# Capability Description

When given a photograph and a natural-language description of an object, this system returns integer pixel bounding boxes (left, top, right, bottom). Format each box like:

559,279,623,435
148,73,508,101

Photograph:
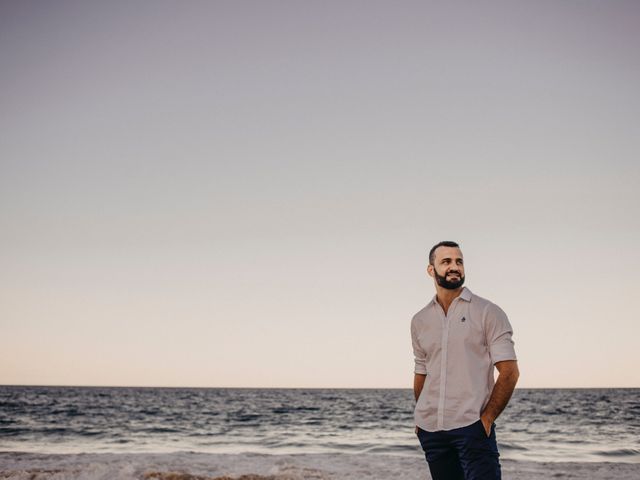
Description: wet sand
0,452,638,480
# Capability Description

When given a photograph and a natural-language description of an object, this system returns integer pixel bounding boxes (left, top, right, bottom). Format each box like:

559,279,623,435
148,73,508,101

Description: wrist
480,412,495,424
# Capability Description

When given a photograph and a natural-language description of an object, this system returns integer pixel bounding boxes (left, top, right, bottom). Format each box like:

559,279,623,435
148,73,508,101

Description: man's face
428,246,465,290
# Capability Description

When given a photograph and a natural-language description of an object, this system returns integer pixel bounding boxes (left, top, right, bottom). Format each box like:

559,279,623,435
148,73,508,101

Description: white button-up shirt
411,287,517,432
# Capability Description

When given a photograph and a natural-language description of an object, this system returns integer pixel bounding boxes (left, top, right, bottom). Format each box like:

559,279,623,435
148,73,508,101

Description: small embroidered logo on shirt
461,317,466,322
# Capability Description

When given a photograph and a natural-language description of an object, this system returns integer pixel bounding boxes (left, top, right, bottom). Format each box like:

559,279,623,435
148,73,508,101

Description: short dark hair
429,241,460,265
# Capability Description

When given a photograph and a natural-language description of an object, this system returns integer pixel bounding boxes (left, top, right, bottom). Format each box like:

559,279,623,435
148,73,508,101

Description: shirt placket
437,299,457,430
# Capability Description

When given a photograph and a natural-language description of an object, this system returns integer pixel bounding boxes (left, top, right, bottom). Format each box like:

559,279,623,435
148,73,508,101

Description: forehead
433,246,463,262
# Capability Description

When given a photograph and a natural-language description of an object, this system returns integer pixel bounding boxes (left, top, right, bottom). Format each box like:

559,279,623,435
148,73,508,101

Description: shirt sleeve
483,303,517,364
411,318,428,375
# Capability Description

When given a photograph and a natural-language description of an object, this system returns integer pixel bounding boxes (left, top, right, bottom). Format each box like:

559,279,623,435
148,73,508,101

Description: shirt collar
459,287,472,302
430,287,472,305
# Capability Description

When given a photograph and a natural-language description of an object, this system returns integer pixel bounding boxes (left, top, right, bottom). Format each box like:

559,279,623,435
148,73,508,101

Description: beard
434,270,465,290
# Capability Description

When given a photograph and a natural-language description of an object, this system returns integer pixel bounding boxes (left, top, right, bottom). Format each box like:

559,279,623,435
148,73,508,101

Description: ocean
1,387,639,479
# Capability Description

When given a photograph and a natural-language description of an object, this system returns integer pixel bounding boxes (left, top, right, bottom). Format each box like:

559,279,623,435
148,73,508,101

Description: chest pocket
454,307,486,349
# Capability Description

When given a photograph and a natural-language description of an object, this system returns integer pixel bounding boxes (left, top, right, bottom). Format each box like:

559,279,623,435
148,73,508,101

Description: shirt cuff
489,342,517,364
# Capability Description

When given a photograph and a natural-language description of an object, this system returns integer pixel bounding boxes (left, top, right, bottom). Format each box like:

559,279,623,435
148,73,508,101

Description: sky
1,0,639,388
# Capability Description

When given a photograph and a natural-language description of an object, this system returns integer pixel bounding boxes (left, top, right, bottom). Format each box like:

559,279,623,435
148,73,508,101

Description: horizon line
1,384,638,390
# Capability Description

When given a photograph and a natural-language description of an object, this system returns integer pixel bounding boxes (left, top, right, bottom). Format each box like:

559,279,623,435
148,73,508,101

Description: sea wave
594,448,640,458
496,442,528,451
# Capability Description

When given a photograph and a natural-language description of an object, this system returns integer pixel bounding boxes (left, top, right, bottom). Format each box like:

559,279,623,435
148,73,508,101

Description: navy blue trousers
416,420,501,480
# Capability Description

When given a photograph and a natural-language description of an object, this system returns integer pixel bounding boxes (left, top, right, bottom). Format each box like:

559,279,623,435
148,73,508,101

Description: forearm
481,363,519,424
414,373,426,402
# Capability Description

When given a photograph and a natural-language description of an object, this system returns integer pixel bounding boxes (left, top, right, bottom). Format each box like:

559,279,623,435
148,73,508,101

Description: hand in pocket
480,418,491,437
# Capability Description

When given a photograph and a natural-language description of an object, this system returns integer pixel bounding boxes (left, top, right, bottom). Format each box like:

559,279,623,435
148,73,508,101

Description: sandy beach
1,452,639,480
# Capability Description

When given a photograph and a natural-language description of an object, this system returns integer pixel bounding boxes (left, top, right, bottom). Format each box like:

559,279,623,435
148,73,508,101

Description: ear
427,264,434,278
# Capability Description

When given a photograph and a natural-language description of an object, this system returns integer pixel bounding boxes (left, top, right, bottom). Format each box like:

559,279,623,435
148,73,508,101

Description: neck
436,286,464,315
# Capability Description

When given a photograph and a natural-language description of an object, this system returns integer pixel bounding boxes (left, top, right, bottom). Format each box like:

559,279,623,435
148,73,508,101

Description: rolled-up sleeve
411,318,428,375
483,303,517,364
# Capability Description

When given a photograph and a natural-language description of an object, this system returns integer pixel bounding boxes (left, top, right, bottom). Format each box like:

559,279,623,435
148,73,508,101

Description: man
411,241,519,480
